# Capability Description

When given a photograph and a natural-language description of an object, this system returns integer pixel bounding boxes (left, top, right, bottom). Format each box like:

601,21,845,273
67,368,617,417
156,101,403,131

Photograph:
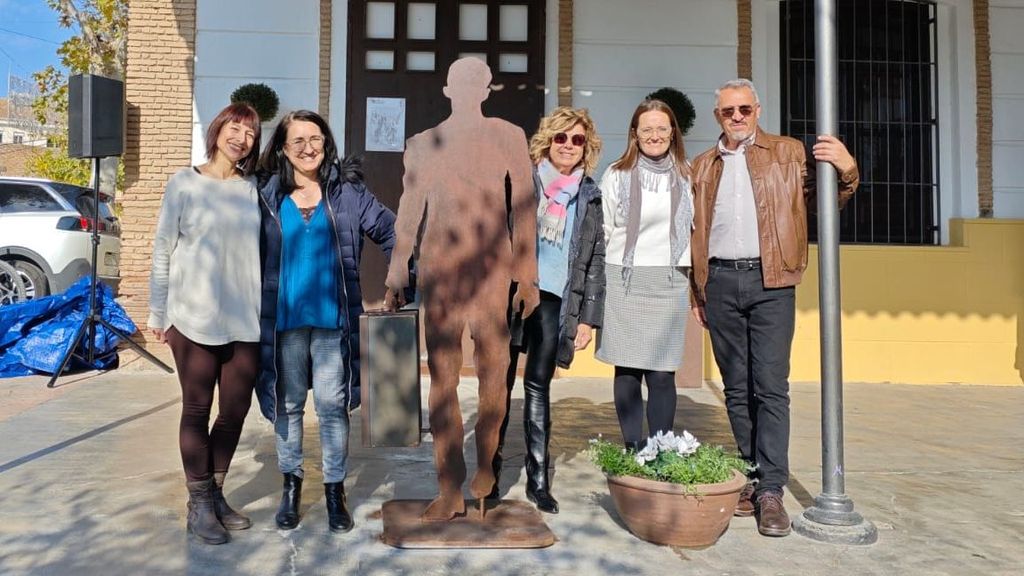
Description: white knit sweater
148,168,261,345
600,166,692,267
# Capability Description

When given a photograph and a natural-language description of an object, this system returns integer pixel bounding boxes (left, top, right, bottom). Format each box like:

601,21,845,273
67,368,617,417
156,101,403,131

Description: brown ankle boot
212,473,251,530
186,479,229,545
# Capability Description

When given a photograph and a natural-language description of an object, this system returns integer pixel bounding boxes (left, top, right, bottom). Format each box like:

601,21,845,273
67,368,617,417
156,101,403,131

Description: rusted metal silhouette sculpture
385,58,539,522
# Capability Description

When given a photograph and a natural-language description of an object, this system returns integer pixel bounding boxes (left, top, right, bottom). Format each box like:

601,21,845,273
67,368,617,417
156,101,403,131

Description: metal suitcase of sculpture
359,309,421,448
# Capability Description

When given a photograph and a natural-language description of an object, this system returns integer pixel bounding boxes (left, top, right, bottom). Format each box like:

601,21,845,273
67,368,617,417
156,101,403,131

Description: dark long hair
259,109,343,192
609,98,689,179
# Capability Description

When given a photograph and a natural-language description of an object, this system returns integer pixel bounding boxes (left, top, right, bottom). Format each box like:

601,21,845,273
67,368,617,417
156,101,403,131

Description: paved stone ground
0,369,1021,575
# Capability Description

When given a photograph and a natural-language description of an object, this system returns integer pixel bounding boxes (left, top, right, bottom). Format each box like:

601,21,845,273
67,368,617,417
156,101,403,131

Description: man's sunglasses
718,105,756,118
553,132,586,147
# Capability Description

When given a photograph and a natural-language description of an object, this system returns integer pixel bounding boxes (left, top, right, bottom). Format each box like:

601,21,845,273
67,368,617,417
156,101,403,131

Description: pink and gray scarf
537,158,584,247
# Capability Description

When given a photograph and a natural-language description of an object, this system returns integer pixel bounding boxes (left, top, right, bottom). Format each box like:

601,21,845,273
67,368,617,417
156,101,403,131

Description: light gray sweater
148,168,261,345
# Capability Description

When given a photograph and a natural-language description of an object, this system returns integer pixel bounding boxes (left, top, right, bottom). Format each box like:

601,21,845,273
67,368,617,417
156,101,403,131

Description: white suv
0,177,121,298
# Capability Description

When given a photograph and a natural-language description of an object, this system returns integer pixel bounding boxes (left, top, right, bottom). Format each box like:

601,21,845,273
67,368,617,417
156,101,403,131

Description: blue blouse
276,197,343,332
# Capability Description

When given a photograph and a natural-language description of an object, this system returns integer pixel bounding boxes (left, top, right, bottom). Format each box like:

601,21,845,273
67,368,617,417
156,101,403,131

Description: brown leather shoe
755,491,791,537
734,482,755,517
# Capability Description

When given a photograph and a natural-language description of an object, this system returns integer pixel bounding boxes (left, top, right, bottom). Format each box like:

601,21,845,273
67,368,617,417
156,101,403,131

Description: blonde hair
529,107,603,176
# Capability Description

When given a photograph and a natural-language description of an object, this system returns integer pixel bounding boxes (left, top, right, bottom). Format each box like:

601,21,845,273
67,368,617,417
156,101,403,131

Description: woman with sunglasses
149,102,262,545
256,110,397,533
493,107,606,514
596,99,693,451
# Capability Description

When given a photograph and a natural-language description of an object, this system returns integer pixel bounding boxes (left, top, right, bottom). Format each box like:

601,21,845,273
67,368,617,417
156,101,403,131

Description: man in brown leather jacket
690,79,858,537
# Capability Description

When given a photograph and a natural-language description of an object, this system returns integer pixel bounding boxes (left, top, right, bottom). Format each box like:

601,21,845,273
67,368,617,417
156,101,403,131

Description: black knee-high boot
523,377,558,514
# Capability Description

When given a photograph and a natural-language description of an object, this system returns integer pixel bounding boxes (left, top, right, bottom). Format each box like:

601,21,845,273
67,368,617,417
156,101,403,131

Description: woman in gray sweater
148,103,263,545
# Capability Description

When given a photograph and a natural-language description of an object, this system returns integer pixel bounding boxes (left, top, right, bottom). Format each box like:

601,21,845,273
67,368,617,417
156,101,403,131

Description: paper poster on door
366,97,405,152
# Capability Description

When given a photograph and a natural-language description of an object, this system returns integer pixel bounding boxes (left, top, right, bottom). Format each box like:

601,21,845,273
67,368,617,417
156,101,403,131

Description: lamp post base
792,493,878,545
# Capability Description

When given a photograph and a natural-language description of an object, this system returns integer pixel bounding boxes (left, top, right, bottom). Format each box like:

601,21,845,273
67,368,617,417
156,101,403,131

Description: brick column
737,0,752,79
974,0,993,217
121,0,197,344
320,0,332,117
558,0,573,106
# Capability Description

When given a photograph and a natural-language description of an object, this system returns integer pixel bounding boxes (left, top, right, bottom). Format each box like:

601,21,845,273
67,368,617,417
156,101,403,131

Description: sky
0,0,75,99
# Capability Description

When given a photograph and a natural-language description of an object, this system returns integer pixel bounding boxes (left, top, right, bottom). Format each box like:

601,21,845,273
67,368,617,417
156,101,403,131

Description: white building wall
991,0,1024,218
328,0,349,147
192,0,321,165
572,0,737,176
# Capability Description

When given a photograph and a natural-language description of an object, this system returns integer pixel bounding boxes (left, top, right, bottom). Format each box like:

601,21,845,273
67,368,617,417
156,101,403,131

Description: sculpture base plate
381,499,556,549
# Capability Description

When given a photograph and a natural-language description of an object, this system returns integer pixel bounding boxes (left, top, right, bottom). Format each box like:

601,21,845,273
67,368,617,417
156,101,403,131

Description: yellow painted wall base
564,219,1024,385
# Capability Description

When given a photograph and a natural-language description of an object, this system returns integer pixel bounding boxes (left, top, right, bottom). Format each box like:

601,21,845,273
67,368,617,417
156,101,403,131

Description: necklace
292,185,321,206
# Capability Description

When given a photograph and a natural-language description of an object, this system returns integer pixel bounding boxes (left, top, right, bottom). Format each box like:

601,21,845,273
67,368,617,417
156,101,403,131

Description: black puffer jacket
547,173,605,368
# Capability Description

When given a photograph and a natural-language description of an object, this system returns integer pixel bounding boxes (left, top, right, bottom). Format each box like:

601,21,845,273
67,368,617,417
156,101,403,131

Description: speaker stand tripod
47,157,173,387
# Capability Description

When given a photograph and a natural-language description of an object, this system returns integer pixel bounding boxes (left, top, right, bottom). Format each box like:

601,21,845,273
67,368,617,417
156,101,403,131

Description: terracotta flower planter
606,469,747,548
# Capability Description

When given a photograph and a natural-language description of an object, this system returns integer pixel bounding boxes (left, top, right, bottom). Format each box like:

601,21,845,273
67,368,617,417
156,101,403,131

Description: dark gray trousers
704,263,795,494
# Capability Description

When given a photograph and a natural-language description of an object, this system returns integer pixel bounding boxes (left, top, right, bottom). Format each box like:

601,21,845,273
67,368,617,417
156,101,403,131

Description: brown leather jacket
690,128,858,306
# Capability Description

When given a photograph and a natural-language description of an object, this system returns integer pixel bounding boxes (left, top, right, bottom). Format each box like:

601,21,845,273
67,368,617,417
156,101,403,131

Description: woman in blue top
256,110,397,534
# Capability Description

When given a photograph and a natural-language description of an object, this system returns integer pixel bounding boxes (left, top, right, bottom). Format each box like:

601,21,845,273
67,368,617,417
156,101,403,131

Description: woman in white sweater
148,103,262,545
596,99,693,450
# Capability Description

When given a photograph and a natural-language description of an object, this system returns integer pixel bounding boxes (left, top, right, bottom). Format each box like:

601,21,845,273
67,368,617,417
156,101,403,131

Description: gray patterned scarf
617,153,692,288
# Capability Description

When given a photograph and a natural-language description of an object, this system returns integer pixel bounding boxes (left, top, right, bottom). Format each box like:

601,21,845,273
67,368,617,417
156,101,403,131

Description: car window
52,183,116,220
0,183,64,214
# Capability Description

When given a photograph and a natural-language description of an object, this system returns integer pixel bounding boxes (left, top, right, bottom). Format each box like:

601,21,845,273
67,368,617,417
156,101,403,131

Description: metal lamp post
791,0,878,545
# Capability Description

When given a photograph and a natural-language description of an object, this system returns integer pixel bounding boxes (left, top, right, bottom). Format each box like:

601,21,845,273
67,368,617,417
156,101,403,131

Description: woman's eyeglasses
285,135,325,151
553,132,586,147
717,105,756,118
636,126,673,139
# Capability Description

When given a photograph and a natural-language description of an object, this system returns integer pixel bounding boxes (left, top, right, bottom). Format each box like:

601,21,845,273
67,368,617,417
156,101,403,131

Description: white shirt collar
718,133,756,156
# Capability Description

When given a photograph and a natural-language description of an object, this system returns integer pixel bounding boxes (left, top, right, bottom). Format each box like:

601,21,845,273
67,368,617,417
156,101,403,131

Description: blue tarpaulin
0,278,136,378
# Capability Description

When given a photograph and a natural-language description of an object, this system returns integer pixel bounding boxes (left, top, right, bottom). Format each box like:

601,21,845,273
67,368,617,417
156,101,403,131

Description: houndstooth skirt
595,264,690,372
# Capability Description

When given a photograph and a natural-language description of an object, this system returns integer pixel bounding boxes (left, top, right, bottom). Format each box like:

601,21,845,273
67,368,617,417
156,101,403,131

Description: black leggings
166,327,258,482
613,366,676,445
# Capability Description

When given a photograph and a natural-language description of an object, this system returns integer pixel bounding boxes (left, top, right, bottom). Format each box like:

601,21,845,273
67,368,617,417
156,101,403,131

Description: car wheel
0,260,27,305
13,261,49,299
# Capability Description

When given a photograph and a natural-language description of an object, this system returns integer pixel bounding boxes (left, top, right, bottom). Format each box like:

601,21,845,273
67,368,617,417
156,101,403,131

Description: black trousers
704,263,795,494
497,291,561,491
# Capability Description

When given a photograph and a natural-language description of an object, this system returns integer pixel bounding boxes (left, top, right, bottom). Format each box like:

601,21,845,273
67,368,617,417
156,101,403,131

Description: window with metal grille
780,0,939,244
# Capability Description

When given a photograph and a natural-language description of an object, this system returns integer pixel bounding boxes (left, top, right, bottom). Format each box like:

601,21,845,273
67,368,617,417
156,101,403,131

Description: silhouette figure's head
443,57,492,110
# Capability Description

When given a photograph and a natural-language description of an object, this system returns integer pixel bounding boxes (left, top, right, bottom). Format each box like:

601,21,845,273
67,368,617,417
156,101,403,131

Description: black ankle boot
186,479,229,545
324,482,354,533
275,473,302,530
212,474,251,530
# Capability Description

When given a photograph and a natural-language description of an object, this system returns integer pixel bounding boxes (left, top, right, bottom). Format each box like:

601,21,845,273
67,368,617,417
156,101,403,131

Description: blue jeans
275,327,350,484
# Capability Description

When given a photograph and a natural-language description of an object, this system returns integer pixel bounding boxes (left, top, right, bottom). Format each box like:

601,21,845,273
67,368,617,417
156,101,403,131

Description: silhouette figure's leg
422,299,468,522
467,286,513,500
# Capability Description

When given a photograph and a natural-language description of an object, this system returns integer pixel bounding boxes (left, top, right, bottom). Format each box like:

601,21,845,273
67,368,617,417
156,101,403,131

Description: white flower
672,430,701,456
633,430,701,465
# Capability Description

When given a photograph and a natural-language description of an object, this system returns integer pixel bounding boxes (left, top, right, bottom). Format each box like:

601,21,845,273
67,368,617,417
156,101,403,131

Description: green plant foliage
647,87,697,136
589,438,749,488
31,0,127,187
230,83,280,122
28,137,92,187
